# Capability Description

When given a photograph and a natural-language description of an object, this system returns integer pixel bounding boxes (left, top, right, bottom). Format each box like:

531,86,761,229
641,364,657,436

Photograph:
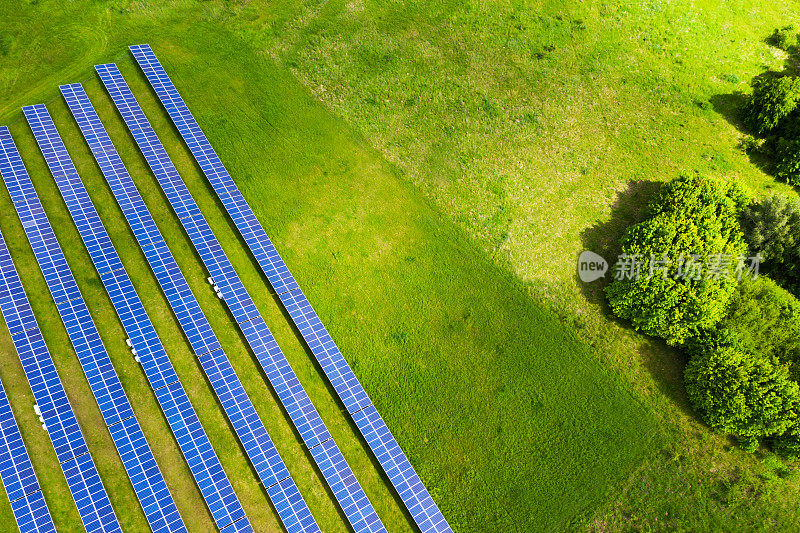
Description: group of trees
742,27,800,184
604,26,800,456
606,175,800,456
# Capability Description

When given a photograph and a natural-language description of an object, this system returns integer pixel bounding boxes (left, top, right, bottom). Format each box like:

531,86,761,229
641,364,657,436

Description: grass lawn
0,1,660,531
236,0,800,529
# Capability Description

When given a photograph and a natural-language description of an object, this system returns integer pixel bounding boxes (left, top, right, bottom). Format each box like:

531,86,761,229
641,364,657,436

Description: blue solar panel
131,44,451,533
98,61,385,533
9,486,55,533
0,364,56,532
38,92,252,532
65,81,318,533
5,114,185,533
0,130,121,533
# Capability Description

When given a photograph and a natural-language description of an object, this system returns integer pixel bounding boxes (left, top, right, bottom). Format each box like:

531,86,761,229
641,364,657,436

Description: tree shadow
578,179,701,420
577,179,661,313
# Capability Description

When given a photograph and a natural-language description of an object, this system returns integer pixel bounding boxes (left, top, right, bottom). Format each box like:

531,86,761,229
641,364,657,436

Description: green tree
742,194,800,291
684,346,799,439
744,75,800,136
713,277,800,377
605,174,748,345
775,138,800,185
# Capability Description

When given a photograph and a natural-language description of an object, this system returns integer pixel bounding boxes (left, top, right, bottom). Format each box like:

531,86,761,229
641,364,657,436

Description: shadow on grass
578,179,698,419
578,179,661,313
709,92,776,176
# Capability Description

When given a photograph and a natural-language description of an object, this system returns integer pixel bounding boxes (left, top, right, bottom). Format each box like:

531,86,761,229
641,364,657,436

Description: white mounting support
33,404,41,416
207,277,215,285
41,423,47,432
216,292,224,299
131,348,138,356
125,338,133,348
134,356,141,363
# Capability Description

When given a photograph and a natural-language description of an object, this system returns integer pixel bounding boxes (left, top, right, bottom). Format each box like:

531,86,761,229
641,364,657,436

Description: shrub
605,174,748,345
775,138,800,185
768,25,798,50
684,346,800,439
744,75,800,136
688,277,800,453
716,277,800,375
742,193,800,272
742,193,800,293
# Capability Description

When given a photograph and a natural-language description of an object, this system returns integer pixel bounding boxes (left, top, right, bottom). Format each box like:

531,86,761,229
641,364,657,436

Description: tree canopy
605,174,748,345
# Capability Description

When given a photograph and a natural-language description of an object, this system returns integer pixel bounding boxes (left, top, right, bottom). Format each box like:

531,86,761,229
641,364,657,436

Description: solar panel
4,116,185,533
0,363,56,532
130,44,452,533
29,98,251,533
98,62,385,533
0,210,120,531
63,82,319,533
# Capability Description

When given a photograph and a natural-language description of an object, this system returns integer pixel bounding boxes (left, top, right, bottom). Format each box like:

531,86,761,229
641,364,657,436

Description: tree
744,75,800,136
605,174,748,345
742,194,800,291
711,277,800,378
687,277,800,452
684,346,800,440
775,138,800,185
768,25,798,50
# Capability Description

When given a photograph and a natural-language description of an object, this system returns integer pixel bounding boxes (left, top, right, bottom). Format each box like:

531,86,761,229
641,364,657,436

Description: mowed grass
0,0,661,531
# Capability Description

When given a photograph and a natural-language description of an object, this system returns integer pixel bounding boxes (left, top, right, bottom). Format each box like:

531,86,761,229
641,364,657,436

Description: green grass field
240,0,800,529
0,1,666,531
3,0,800,531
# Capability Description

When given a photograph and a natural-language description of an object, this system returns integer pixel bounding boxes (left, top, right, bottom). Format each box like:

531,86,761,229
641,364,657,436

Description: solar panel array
130,44,452,533
63,82,319,533
97,62,386,533
0,350,55,532
27,100,252,533
3,116,186,533
0,130,122,533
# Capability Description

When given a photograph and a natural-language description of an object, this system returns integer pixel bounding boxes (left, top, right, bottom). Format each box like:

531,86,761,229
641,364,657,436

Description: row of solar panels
0,45,450,533
130,44,451,533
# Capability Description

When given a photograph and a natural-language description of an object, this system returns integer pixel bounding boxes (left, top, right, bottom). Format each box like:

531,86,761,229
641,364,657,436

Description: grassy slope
230,0,800,529
0,1,658,531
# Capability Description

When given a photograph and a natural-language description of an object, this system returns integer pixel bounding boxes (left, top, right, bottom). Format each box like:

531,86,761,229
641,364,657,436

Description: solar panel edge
130,46,451,533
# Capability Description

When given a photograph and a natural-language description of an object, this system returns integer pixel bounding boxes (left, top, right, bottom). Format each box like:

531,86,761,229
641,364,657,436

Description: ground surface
0,1,669,532
245,0,800,530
